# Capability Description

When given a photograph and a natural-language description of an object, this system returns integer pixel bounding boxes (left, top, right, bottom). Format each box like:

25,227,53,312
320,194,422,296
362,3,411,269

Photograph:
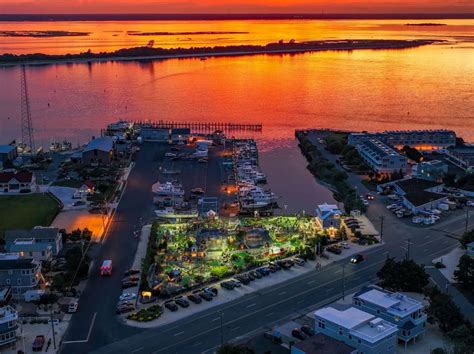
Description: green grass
0,194,62,238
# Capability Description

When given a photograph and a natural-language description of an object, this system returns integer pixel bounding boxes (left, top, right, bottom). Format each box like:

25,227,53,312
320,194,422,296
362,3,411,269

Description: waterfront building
353,286,427,348
0,171,36,194
0,146,17,166
4,227,63,256
315,203,342,231
0,254,42,299
171,128,191,144
348,130,456,151
444,147,474,173
314,306,398,354
75,137,115,166
390,178,447,214
140,127,170,142
355,139,407,174
412,160,448,182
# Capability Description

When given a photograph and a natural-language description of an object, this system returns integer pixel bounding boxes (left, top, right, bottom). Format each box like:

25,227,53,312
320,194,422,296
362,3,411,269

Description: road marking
308,280,316,284
382,251,389,255
246,303,257,308
211,317,221,322
230,326,240,332
424,235,430,239
334,269,342,274
424,249,429,253
297,300,304,304
174,331,185,337
265,312,274,317
278,291,287,296
62,312,97,344
353,276,361,281
325,287,335,293
192,342,202,347
132,347,144,353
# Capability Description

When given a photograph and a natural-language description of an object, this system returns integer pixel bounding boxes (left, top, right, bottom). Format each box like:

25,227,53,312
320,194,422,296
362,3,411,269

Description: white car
165,152,177,157
386,204,398,210
467,201,474,207
68,302,78,313
340,242,350,249
119,293,137,302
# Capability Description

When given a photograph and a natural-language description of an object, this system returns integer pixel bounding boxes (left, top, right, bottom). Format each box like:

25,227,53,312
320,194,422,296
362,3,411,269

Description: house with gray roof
4,227,62,257
315,203,342,230
0,254,42,299
74,136,115,166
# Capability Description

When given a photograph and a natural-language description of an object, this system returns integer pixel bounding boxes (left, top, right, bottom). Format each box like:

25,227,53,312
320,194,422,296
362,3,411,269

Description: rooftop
0,145,16,154
395,178,443,193
315,306,374,330
359,139,401,158
0,171,33,183
403,191,447,207
292,333,356,354
84,137,114,153
5,227,60,242
316,203,342,219
356,289,423,317
0,254,38,270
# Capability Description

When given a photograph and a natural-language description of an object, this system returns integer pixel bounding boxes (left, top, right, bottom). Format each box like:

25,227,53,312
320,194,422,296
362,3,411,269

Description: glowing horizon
0,0,473,15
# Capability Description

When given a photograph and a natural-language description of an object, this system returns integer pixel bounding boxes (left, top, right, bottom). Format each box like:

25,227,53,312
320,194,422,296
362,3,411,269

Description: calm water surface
0,19,473,148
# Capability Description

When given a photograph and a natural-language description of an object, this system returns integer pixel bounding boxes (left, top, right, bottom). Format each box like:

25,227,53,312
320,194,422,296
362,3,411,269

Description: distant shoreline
0,39,441,67
0,13,473,22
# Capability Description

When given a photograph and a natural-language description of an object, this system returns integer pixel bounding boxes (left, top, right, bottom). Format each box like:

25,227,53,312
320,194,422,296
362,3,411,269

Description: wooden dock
133,120,262,132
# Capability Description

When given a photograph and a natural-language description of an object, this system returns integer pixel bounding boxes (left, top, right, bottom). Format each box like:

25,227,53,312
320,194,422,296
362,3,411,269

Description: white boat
152,181,184,197
155,207,175,216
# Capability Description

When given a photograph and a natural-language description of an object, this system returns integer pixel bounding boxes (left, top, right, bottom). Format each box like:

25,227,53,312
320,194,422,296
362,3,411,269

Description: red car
32,335,45,352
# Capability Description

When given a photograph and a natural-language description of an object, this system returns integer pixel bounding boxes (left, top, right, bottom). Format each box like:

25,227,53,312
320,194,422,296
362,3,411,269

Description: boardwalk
133,120,262,132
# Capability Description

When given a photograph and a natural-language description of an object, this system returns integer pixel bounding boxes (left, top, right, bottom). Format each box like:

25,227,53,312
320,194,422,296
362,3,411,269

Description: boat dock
133,120,262,132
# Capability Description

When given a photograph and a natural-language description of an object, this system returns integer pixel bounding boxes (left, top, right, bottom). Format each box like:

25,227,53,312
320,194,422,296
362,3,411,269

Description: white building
356,139,407,174
0,171,36,194
314,306,398,354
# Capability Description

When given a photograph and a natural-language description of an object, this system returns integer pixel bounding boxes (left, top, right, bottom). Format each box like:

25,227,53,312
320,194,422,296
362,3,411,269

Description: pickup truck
32,335,45,352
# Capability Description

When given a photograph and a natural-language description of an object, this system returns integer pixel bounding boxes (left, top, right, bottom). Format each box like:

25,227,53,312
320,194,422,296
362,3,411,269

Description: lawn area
0,194,62,238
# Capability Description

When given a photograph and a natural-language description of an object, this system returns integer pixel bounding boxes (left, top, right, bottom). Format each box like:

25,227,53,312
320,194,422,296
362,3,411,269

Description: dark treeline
0,39,440,65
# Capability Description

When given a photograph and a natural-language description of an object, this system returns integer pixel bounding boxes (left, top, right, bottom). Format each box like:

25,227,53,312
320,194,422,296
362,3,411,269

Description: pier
133,120,262,132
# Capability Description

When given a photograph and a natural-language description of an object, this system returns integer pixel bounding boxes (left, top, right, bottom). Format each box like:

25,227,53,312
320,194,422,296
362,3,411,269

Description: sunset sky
0,0,473,14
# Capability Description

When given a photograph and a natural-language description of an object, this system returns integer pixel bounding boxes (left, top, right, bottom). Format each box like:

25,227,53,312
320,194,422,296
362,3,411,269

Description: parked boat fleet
152,180,198,219
233,140,278,212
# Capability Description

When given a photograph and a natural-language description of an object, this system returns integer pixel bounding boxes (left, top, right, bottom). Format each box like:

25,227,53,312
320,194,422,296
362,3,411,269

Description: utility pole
380,215,384,242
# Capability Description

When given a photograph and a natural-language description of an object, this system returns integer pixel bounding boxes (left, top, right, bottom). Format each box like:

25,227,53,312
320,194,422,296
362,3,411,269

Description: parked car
198,292,213,301
116,305,135,315
221,281,235,290
366,194,375,200
164,300,179,312
119,293,137,302
339,242,350,249
301,325,314,336
467,200,474,207
68,301,79,313
175,296,190,308
351,254,365,264
327,246,342,255
246,272,255,281
291,329,306,340
230,279,242,287
32,335,45,352
268,262,281,271
123,276,139,282
235,275,250,285
293,258,306,266
187,294,202,304
203,287,218,297
250,270,262,279
191,188,205,194
256,268,270,276
124,269,140,276
122,281,138,289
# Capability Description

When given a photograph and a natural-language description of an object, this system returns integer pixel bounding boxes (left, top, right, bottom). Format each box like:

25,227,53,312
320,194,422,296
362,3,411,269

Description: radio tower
20,65,35,154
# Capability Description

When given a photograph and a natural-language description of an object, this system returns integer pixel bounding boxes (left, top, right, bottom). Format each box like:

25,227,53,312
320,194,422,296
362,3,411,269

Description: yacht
152,181,185,197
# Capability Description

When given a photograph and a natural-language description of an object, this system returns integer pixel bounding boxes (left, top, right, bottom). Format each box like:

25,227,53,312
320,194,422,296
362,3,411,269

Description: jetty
133,120,262,132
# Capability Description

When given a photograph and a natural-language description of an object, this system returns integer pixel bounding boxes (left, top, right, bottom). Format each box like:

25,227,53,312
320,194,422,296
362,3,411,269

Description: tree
425,287,467,333
377,257,429,292
454,255,474,292
460,229,474,249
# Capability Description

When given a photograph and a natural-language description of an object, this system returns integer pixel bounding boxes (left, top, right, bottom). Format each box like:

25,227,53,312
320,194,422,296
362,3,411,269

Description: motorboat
152,181,184,197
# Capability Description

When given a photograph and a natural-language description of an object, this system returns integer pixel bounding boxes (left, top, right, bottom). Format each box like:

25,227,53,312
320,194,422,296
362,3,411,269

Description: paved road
61,141,474,354
61,143,166,354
